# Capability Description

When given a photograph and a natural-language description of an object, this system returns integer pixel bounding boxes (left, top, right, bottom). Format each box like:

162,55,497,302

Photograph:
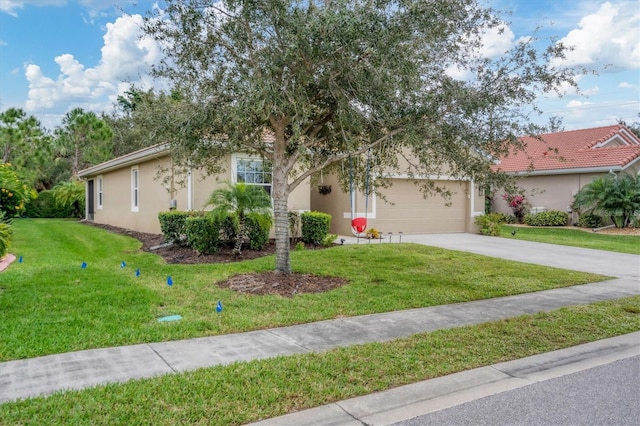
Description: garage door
374,179,467,234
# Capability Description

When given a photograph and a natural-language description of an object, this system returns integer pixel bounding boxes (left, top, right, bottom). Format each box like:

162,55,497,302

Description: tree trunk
272,123,291,273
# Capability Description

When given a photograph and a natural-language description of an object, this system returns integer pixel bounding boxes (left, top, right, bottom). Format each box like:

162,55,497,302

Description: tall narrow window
97,175,103,209
234,156,272,195
131,167,139,212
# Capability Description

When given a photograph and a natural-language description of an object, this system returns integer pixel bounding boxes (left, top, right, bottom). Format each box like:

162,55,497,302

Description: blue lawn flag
121,261,126,268
81,262,87,269
135,268,141,277
216,300,223,313
18,256,23,263
167,276,173,286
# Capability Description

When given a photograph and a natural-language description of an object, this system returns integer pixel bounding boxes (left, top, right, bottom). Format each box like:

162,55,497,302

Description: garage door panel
374,180,467,233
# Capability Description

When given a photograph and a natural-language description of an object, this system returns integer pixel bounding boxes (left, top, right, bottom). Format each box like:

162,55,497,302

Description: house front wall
311,173,483,236
85,153,311,235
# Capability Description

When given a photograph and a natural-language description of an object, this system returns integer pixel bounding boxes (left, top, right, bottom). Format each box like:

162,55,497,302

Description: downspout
187,166,193,211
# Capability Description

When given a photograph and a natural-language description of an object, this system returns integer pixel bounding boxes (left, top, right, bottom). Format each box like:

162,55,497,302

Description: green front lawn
1,297,638,425
0,219,608,361
501,225,640,254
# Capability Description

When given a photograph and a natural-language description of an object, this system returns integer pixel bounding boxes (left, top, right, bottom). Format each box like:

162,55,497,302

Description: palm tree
206,182,273,254
573,172,640,228
52,179,85,219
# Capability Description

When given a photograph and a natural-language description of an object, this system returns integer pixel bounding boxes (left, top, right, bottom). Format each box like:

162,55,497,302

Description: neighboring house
491,124,640,222
78,144,485,236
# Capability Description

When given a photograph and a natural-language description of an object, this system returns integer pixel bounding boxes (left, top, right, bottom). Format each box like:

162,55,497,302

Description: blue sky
0,0,638,131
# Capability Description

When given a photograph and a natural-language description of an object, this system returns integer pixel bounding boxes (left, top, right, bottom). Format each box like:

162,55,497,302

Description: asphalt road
394,355,640,426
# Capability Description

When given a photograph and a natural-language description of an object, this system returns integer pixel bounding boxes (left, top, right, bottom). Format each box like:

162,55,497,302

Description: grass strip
501,225,640,254
1,296,638,425
1,219,608,361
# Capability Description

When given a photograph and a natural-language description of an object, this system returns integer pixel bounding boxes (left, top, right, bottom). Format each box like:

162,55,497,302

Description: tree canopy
54,108,114,179
0,108,52,190
144,0,579,272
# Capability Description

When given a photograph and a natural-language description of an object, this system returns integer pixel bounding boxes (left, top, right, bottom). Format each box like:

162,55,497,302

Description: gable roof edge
78,144,170,178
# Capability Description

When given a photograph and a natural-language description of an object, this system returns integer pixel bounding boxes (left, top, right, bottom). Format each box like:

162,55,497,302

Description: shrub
502,192,529,223
474,213,506,236
0,222,12,258
524,210,568,226
158,210,201,245
218,213,240,247
24,190,73,218
322,233,338,247
301,211,331,244
577,213,603,229
245,213,272,250
51,180,85,219
185,215,221,254
0,163,36,218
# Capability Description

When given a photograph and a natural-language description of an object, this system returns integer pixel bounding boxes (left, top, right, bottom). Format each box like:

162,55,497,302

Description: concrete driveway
342,232,640,279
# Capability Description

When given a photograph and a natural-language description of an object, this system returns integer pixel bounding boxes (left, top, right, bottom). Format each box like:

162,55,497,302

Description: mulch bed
83,222,348,297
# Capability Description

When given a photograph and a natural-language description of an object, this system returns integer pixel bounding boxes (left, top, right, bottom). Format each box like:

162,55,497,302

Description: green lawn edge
1,219,609,361
501,225,640,254
1,296,638,425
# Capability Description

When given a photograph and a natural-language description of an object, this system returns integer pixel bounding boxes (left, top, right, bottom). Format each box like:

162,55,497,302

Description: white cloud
618,81,635,88
551,1,640,70
444,21,516,80
24,13,161,116
0,0,22,16
567,100,592,108
478,24,515,59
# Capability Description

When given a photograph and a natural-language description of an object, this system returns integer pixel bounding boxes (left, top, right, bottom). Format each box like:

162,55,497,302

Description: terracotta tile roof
492,124,640,173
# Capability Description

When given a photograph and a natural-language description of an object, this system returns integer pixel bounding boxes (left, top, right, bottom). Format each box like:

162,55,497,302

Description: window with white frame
97,175,103,209
234,156,272,195
131,167,139,212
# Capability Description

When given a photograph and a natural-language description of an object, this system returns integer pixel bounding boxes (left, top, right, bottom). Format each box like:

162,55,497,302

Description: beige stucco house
78,144,485,236
491,125,640,222
77,145,311,234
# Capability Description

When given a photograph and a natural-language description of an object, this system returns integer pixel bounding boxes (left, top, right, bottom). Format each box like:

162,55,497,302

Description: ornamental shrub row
159,210,333,254
523,210,568,226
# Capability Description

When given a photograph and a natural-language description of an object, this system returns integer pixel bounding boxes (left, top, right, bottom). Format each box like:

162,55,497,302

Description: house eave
506,161,638,177
78,144,170,178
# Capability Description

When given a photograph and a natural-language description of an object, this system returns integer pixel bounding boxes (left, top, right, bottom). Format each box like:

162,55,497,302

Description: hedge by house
523,210,568,226
301,211,331,243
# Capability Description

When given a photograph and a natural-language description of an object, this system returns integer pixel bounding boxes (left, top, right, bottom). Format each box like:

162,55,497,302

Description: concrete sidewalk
1,234,638,418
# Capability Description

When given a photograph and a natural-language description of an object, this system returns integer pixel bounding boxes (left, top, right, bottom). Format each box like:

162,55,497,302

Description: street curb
249,332,640,426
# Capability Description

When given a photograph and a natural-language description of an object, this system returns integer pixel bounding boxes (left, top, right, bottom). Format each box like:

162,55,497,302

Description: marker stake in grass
167,276,173,286
135,268,140,277
121,261,126,268
81,262,87,269
158,314,182,322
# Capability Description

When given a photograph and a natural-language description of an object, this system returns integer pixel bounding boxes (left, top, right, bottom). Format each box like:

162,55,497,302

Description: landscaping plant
206,182,273,254
572,172,640,228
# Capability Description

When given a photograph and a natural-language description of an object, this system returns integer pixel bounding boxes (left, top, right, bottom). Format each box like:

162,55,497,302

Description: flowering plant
502,192,528,223
0,163,36,217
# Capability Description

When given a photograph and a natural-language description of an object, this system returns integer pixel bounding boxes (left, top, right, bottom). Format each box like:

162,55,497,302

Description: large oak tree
144,0,579,273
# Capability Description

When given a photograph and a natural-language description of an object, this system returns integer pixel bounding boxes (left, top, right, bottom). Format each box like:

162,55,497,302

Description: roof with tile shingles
492,125,640,174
